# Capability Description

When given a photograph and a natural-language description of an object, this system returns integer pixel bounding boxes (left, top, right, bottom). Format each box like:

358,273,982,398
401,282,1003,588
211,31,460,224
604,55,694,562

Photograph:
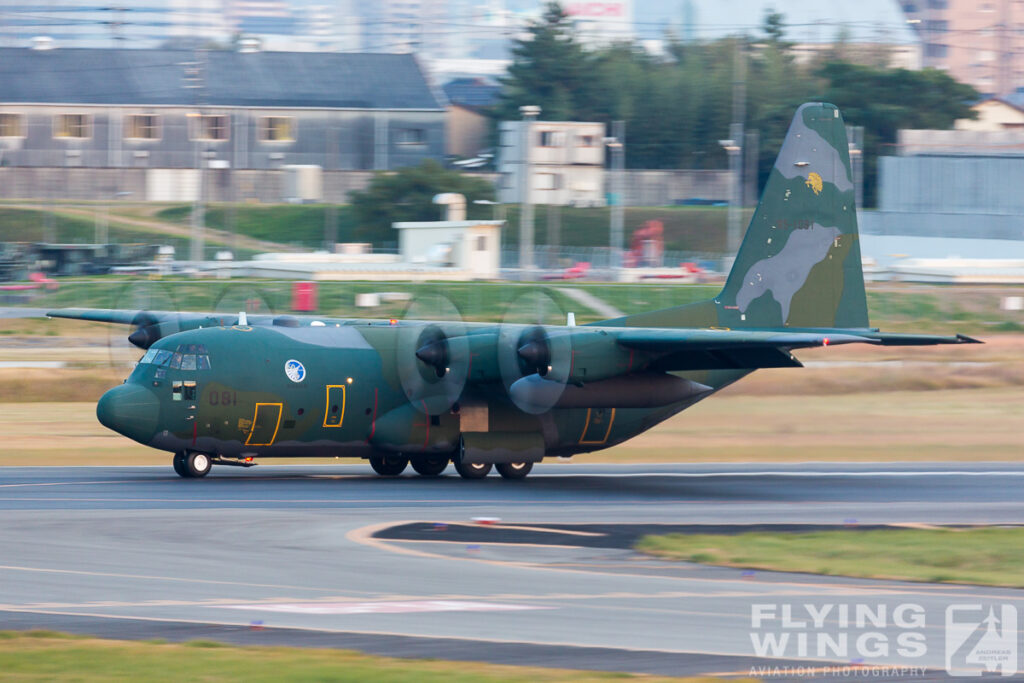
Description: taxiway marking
219,600,548,615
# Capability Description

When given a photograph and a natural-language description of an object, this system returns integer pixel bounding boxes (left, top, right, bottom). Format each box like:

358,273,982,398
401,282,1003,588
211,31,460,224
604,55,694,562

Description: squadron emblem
284,359,306,383
805,172,823,195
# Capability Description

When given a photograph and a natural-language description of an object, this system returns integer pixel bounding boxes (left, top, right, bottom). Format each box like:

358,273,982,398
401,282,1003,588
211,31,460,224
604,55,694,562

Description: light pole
604,122,625,279
519,105,540,281
719,134,742,263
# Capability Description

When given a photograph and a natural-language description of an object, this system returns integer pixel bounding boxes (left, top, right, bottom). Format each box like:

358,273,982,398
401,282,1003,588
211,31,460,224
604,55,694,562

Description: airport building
0,47,446,201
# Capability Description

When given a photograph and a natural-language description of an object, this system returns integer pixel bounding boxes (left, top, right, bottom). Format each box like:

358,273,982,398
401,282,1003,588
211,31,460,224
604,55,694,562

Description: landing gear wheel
496,462,533,480
172,451,188,478
185,451,212,478
454,459,492,479
410,456,448,477
369,454,409,476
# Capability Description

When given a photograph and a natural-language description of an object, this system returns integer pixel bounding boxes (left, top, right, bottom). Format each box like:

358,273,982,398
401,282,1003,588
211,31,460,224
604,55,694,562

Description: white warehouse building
497,120,606,207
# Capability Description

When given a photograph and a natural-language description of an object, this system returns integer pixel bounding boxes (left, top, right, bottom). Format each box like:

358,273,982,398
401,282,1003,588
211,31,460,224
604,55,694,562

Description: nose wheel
173,451,212,478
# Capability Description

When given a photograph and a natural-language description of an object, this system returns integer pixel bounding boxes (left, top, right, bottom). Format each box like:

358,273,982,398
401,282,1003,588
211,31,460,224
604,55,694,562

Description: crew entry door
323,385,346,428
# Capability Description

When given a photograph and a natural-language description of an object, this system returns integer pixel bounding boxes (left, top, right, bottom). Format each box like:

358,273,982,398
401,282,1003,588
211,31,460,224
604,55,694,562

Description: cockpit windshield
140,344,212,371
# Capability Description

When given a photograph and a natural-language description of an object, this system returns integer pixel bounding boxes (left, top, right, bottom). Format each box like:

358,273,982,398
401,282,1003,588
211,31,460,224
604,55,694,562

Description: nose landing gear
173,451,212,478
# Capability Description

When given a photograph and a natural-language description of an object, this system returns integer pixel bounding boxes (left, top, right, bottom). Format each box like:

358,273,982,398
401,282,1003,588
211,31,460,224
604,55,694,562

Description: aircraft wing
608,327,980,372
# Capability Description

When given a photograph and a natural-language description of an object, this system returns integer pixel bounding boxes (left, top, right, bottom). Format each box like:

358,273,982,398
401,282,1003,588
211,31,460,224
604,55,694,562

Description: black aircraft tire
172,452,189,478
185,451,212,478
410,456,448,477
369,454,409,476
453,459,492,480
496,461,533,480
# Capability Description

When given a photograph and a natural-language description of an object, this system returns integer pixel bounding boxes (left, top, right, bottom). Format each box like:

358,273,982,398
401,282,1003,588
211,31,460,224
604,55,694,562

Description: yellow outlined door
246,403,283,446
579,408,616,445
323,385,346,428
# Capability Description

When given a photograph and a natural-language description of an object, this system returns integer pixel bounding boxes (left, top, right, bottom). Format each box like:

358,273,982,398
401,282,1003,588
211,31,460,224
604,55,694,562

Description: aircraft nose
97,384,160,444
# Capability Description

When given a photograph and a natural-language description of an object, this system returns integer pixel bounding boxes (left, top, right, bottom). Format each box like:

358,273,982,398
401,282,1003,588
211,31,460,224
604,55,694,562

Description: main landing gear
368,453,409,476
173,451,212,478
368,453,533,480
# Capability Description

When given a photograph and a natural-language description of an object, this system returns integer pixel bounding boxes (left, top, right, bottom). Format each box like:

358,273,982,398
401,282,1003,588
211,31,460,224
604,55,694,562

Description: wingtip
956,334,984,344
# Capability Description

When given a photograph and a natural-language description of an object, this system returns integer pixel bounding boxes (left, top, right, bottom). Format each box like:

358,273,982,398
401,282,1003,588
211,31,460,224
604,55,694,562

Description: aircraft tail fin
608,102,869,331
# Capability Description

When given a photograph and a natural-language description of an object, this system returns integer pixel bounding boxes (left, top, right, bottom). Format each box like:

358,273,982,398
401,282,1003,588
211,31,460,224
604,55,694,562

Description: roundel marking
285,359,306,383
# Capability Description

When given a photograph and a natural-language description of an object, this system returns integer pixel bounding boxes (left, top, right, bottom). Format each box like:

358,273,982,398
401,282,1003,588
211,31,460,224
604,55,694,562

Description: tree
495,2,594,122
349,161,495,242
762,9,788,47
818,61,979,203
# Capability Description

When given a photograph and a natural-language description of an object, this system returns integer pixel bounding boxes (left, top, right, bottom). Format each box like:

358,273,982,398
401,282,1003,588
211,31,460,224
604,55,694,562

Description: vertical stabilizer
718,102,868,329
606,102,868,331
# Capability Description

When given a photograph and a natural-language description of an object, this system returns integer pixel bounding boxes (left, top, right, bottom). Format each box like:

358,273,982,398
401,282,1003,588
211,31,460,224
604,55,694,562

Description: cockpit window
139,344,211,370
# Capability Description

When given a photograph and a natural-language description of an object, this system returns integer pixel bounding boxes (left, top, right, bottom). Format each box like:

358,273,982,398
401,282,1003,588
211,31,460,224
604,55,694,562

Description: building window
54,113,91,139
259,116,294,142
578,134,597,147
535,173,562,190
539,130,564,147
0,113,23,137
125,114,160,140
925,43,949,58
924,19,948,33
928,0,947,7
476,235,487,251
189,114,229,141
395,128,426,145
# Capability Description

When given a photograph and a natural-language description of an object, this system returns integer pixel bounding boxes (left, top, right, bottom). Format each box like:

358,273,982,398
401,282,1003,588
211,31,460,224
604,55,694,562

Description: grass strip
0,631,710,682
636,527,1024,587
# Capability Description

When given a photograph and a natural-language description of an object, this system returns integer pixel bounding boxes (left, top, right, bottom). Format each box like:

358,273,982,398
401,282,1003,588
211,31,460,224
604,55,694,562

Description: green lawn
155,203,361,249
637,527,1024,587
0,632,699,682
153,202,751,253
0,207,260,261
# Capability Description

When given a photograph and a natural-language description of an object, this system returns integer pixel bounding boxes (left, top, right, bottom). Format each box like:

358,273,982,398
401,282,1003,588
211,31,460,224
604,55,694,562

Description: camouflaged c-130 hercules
49,103,980,480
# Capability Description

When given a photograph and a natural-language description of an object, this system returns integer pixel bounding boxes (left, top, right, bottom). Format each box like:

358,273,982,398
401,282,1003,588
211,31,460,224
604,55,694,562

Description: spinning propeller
498,290,573,414
396,293,469,415
106,279,184,367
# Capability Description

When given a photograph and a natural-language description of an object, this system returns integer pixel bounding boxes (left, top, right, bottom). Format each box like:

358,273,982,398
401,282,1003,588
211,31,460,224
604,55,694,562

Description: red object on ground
625,220,664,268
291,281,318,312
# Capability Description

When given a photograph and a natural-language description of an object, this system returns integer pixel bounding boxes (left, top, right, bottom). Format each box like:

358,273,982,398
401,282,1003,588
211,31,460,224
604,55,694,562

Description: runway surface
2,462,1024,679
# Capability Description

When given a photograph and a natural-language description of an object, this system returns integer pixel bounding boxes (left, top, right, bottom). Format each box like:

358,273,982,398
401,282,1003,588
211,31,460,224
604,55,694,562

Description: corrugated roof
0,48,444,110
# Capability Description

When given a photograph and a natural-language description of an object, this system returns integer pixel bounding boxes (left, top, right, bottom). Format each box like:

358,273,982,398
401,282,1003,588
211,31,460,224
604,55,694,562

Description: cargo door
246,403,283,446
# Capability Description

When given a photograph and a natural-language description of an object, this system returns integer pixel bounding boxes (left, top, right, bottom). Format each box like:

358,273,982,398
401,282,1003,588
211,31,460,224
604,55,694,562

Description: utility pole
518,105,540,281
723,36,747,261
605,120,625,278
182,49,207,264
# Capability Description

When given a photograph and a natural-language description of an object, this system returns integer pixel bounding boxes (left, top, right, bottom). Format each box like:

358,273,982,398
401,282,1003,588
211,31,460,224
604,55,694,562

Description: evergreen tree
349,161,495,242
495,3,594,122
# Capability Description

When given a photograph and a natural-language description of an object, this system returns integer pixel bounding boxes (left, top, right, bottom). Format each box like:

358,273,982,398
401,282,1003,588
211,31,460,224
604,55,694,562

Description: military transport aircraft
49,103,979,480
